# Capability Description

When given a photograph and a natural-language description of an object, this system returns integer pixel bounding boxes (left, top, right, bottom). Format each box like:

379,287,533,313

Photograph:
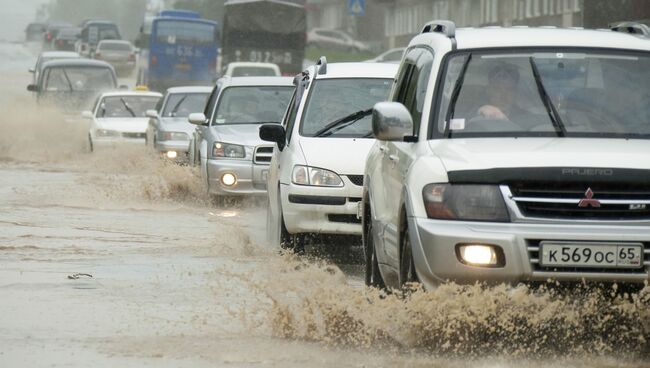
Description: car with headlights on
259,59,397,251
188,76,294,202
145,86,211,161
83,90,162,151
362,21,650,291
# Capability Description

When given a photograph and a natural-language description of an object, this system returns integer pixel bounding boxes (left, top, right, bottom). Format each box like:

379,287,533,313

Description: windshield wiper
120,97,136,117
61,68,73,92
529,57,566,137
444,53,472,138
312,109,372,137
170,95,187,117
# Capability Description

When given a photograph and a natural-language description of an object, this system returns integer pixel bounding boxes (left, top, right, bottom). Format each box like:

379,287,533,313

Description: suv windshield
162,93,209,118
300,78,393,138
436,49,650,139
213,86,293,124
43,66,115,92
98,96,160,118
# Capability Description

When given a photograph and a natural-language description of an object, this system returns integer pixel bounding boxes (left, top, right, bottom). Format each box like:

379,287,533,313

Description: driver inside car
476,63,528,122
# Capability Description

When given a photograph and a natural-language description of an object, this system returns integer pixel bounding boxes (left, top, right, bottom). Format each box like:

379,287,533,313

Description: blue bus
140,10,219,92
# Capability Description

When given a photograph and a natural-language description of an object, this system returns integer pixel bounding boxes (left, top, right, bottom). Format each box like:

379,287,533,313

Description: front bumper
93,137,145,148
206,158,269,196
410,218,650,289
281,178,363,236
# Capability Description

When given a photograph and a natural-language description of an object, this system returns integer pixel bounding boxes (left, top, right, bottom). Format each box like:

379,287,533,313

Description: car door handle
378,146,387,153
388,154,399,163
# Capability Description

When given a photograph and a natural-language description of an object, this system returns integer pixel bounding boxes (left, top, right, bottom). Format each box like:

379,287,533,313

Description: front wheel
364,209,385,288
399,225,420,289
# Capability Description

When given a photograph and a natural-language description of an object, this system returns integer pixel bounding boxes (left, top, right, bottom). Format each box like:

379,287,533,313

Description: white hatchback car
83,91,162,151
260,60,398,250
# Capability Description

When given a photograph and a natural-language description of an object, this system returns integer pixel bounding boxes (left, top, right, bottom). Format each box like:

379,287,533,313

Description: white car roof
219,76,294,87
166,86,213,94
410,27,650,52
98,90,163,98
40,51,80,58
227,62,279,69
310,62,399,79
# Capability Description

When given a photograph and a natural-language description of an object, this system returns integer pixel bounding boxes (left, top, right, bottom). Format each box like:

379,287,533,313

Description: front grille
122,132,145,139
328,214,361,224
508,182,650,220
253,145,273,165
346,175,364,186
526,240,650,275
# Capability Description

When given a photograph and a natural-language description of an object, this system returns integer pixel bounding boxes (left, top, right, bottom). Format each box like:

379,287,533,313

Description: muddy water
0,42,649,367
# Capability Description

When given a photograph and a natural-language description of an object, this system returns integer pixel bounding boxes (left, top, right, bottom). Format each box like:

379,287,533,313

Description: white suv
363,21,650,290
260,59,398,250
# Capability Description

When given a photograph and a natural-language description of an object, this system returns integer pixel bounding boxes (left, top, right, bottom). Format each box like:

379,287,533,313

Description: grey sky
0,0,50,42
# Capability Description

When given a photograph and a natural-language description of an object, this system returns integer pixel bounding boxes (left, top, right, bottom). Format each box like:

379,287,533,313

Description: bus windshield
155,20,215,45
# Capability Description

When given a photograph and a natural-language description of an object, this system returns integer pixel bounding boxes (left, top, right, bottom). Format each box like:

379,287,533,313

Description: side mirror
259,123,285,151
145,109,158,118
188,112,207,126
27,84,38,92
81,111,94,119
29,68,35,73
372,102,414,141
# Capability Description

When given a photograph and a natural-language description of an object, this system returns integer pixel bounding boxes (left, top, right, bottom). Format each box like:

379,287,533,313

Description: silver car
146,86,212,161
188,77,294,202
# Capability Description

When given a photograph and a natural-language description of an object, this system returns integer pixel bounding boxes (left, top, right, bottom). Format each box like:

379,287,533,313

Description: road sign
347,0,365,16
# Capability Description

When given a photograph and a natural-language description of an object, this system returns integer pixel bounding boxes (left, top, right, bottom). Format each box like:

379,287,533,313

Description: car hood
96,117,149,133
210,123,266,147
299,137,376,175
159,117,195,136
429,138,650,173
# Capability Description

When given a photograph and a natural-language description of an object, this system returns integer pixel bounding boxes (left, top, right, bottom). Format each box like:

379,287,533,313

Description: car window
396,48,434,136
231,67,278,77
300,78,393,138
212,86,293,125
434,49,650,139
99,42,132,51
43,66,115,92
97,96,160,118
162,93,210,118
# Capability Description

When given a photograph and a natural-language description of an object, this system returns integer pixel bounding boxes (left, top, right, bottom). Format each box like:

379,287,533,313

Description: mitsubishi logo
578,188,601,208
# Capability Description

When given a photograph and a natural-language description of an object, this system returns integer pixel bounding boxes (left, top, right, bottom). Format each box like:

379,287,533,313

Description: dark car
77,20,122,57
27,59,118,112
54,27,80,51
43,22,73,50
25,22,46,42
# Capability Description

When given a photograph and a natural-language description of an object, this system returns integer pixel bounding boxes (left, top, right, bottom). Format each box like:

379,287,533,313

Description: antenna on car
316,56,327,75
421,20,456,38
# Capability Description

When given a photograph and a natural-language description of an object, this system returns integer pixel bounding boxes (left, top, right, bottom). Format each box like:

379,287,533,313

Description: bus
221,0,306,76
138,10,219,92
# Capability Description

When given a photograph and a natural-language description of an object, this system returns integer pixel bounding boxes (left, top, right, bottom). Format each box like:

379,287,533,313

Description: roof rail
316,56,327,75
421,20,455,38
610,21,650,36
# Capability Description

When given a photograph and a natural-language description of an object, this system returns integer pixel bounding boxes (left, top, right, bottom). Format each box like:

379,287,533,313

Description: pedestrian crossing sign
347,0,365,16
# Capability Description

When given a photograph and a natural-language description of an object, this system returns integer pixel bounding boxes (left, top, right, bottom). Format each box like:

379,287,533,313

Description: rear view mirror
145,109,158,118
259,123,285,151
81,111,94,119
188,112,207,125
372,102,414,141
27,84,38,92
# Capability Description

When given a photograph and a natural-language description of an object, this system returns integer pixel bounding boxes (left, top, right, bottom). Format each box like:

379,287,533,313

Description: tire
399,225,420,289
274,189,305,253
364,207,385,288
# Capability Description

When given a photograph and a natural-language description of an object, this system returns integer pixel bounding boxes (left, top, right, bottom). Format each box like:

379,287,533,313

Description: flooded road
1,42,649,367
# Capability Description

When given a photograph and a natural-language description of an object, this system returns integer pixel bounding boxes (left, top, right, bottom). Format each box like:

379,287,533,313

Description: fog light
221,173,236,186
166,151,178,159
458,245,498,266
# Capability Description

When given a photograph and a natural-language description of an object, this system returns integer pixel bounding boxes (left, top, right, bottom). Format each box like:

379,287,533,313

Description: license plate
175,63,191,70
540,242,643,268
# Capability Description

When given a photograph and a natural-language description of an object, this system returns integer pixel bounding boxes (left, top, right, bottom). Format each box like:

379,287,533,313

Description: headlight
95,129,119,137
162,131,189,141
291,165,343,187
422,184,509,222
213,142,245,158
